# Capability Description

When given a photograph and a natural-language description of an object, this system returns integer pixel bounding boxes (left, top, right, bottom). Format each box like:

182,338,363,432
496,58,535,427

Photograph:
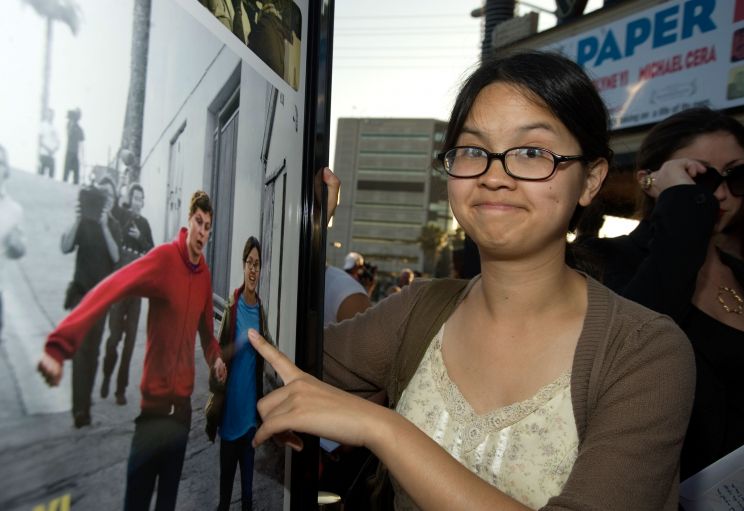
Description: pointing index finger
248,329,300,383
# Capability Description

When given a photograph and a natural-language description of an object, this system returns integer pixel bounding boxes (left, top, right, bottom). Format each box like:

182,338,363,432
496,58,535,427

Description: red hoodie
45,227,221,408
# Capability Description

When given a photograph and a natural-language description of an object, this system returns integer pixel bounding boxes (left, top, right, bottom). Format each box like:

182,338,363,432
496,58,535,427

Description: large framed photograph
0,0,332,509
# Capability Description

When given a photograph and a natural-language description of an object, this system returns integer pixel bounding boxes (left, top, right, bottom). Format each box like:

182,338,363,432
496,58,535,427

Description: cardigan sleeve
322,280,429,398
543,312,695,511
615,184,716,323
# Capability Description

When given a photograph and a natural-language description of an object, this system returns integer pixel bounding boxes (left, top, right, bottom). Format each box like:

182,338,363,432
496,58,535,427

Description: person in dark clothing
63,108,85,185
60,176,122,427
574,107,744,481
101,183,155,405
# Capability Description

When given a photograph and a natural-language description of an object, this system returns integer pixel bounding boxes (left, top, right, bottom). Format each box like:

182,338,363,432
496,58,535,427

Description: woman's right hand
247,329,384,451
636,158,708,199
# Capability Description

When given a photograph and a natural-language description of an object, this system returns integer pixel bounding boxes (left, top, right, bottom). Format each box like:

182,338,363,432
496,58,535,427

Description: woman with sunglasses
247,50,694,510
575,107,744,481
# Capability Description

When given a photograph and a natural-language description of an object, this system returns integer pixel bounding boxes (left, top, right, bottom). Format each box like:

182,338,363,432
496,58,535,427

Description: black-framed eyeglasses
436,145,587,181
693,164,744,196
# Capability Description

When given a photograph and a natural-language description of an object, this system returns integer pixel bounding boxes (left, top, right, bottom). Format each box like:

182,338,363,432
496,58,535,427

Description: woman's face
669,131,744,234
447,82,606,260
244,247,261,296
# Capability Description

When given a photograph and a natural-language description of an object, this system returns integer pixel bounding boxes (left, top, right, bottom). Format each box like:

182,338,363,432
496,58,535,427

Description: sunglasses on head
692,164,744,196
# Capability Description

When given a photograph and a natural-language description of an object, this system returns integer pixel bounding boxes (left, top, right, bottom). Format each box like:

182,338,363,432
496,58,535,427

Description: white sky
0,0,132,175
329,0,603,165
0,0,603,175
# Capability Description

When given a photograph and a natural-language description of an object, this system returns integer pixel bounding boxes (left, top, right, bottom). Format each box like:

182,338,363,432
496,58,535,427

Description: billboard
0,0,332,509
548,0,744,129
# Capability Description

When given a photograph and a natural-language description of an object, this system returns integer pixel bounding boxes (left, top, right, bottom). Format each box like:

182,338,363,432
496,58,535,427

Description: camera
78,186,106,221
358,262,377,290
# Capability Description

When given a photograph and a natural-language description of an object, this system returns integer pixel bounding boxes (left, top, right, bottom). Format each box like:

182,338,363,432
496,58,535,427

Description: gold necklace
717,285,744,314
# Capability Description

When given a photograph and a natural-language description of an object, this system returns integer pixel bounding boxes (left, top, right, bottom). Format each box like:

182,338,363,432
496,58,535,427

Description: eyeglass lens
693,165,744,196
693,167,725,194
445,147,556,179
726,164,744,196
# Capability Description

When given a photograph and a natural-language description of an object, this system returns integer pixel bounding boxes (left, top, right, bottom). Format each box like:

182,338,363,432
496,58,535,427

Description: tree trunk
120,0,152,183
41,17,53,117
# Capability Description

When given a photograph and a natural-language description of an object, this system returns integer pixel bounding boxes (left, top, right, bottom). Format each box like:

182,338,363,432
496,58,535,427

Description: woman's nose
480,158,516,187
714,180,731,201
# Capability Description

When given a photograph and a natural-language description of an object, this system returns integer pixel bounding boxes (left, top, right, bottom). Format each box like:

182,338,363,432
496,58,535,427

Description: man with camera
60,176,122,427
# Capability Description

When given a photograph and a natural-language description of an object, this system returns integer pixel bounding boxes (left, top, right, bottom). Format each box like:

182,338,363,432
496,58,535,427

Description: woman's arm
322,280,428,397
618,160,717,321
249,329,531,511
618,185,716,321
545,314,695,511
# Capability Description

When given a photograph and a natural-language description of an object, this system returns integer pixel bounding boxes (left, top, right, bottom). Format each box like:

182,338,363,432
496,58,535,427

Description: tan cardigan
323,276,696,510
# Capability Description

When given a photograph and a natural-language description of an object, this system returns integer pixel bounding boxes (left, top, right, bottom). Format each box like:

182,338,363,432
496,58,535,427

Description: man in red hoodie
38,190,227,511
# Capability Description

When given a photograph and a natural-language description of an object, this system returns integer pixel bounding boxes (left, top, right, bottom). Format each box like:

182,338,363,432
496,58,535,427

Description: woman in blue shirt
211,236,270,511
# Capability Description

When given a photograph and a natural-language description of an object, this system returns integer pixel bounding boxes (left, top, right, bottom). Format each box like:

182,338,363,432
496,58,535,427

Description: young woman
206,236,272,511
248,51,695,510
575,107,744,480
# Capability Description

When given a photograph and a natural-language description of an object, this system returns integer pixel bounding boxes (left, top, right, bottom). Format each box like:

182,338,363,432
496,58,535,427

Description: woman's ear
578,158,609,207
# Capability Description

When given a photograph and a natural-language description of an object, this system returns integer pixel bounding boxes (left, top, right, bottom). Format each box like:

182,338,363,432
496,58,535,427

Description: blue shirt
219,295,260,441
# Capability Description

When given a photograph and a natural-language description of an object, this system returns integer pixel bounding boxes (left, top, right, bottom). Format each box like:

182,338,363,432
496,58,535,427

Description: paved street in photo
0,169,285,511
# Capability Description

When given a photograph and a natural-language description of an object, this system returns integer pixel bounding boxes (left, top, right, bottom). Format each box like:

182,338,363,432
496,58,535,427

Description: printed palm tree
120,0,151,184
418,222,448,276
23,0,82,118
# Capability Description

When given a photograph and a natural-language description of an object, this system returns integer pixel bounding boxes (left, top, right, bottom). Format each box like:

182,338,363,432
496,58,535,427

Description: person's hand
248,328,379,451
128,223,141,239
637,158,706,199
38,353,63,386
214,357,227,384
322,167,340,222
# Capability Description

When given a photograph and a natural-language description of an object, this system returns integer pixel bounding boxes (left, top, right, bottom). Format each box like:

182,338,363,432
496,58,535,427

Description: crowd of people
32,48,744,511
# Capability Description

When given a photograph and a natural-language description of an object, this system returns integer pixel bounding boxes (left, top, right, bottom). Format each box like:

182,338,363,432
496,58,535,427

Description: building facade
327,118,450,275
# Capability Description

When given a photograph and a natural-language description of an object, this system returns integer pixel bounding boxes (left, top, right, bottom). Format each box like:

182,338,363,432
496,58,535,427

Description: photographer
60,176,122,427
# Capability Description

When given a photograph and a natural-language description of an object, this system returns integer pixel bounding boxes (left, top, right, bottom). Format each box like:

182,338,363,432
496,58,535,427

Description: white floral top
393,324,578,510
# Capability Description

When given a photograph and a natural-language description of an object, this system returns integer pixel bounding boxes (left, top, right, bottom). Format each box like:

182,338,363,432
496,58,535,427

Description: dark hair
242,236,261,266
189,190,213,218
128,183,144,202
636,107,744,218
441,50,612,231
359,262,377,292
98,176,117,200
